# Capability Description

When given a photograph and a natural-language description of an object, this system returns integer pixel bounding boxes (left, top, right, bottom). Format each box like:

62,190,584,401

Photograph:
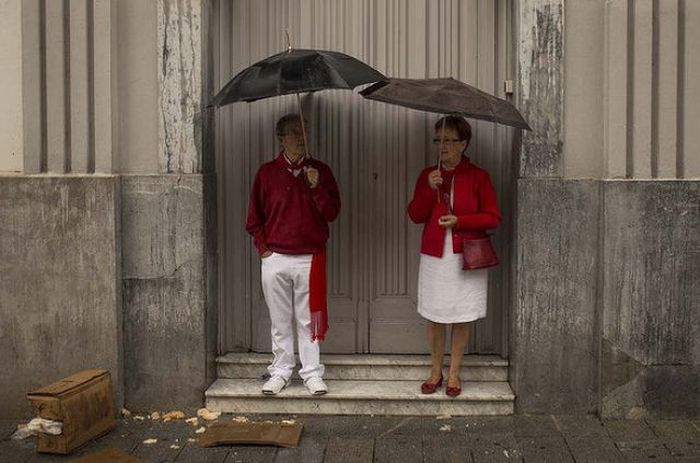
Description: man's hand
261,250,272,258
438,215,458,228
428,170,443,190
304,166,320,189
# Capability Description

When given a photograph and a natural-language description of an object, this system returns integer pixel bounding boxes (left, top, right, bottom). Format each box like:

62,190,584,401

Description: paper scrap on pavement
232,416,249,423
121,408,132,417
162,410,186,423
143,438,158,444
11,425,32,440
197,408,221,421
195,426,207,434
11,418,63,439
439,424,452,432
185,417,199,425
149,412,160,421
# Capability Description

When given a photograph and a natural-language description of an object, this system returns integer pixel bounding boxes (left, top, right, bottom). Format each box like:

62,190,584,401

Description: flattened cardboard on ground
27,369,116,454
68,447,141,462
199,422,303,448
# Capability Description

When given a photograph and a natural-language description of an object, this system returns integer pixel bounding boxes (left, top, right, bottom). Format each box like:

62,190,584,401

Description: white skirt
417,230,488,324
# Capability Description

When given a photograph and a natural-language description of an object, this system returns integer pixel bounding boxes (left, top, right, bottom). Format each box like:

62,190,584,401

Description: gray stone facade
0,175,216,418
122,175,217,411
0,177,123,418
512,179,700,418
1,0,698,422
511,179,600,414
601,181,700,418
511,0,698,418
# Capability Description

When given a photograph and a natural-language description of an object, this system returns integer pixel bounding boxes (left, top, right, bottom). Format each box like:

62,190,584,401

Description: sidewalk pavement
1,413,699,462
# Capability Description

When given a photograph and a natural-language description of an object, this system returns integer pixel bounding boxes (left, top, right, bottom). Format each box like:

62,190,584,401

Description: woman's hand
428,170,443,190
438,215,457,228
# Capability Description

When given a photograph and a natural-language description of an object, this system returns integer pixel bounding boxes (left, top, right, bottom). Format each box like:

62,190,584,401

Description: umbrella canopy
359,77,531,130
209,49,385,107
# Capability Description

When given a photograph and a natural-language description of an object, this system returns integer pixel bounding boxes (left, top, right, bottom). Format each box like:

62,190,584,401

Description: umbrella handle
296,93,310,160
436,116,447,204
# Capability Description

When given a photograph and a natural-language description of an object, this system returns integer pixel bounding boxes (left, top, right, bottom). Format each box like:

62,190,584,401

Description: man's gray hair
276,114,305,137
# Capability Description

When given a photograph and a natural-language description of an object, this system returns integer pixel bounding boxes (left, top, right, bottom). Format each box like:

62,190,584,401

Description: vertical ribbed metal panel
93,0,117,173
602,0,693,179
69,0,91,173
20,0,113,174
218,0,515,354
603,0,629,179
21,0,45,173
45,0,69,173
632,0,654,178
684,0,700,178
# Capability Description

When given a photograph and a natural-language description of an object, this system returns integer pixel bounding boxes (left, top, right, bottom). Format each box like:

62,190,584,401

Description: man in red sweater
246,114,341,396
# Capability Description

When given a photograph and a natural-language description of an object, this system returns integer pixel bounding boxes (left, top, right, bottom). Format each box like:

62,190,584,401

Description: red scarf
309,251,328,341
439,166,457,213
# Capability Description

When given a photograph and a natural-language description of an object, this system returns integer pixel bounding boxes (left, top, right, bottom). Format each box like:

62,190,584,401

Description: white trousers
261,252,324,381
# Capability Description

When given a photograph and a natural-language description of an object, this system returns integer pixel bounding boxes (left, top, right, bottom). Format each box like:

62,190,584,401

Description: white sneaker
262,376,288,395
304,377,328,395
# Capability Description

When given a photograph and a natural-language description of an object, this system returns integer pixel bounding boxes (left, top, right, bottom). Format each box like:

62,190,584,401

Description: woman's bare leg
448,322,470,387
426,321,446,382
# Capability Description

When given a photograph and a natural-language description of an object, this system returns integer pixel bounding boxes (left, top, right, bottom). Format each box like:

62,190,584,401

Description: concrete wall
511,179,600,414
602,181,700,418
0,0,23,172
1,0,697,420
0,0,216,418
121,175,216,410
0,177,122,418
514,0,700,418
117,0,217,411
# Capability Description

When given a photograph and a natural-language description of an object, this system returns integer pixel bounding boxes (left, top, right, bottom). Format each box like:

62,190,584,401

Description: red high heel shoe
445,377,461,397
421,375,443,394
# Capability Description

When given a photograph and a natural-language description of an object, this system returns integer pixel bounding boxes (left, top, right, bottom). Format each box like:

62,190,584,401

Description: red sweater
246,153,341,255
407,156,501,257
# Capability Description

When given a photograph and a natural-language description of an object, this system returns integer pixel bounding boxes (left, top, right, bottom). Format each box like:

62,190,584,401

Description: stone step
217,353,509,382
205,378,514,416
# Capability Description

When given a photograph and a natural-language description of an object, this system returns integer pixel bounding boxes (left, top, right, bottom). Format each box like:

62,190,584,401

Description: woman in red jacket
407,116,501,397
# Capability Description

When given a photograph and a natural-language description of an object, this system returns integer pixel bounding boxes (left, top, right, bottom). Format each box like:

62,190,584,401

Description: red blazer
407,156,501,257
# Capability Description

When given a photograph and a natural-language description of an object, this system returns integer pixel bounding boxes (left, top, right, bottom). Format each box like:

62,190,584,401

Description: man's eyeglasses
432,138,464,145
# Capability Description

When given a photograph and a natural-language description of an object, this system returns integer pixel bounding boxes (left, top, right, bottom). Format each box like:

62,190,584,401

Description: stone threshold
217,353,509,382
217,352,508,366
205,378,514,416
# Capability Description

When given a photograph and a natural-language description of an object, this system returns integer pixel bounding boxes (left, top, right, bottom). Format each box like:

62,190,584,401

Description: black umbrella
359,77,531,130
209,44,385,158
210,48,385,106
360,77,530,204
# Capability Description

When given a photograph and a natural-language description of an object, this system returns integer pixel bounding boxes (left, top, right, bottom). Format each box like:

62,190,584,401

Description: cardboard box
27,369,115,454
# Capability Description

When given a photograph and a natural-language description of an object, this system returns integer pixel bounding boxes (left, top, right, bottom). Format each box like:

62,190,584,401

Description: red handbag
462,236,499,270
441,187,498,270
